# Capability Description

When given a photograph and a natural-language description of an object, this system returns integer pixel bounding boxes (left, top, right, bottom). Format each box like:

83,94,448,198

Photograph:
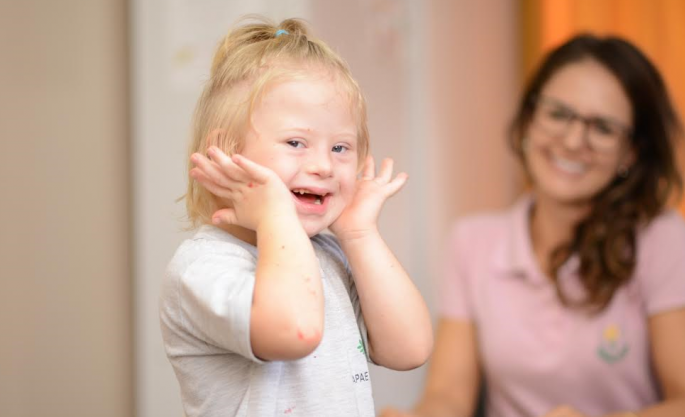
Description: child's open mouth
292,189,327,205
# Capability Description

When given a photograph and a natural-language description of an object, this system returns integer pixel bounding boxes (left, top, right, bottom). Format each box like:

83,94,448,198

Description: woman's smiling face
525,59,635,205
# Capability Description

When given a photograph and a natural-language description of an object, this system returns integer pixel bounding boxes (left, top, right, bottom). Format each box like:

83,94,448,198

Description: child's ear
206,128,226,149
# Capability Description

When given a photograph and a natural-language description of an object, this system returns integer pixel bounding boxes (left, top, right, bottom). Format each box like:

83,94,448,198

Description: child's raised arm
191,147,324,360
330,156,433,370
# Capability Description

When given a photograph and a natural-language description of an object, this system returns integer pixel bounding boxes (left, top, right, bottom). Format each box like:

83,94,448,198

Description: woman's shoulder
634,209,685,314
448,201,523,243
635,209,685,276
639,209,685,245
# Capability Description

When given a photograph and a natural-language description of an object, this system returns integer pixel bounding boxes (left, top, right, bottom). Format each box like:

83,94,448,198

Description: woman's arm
622,308,685,417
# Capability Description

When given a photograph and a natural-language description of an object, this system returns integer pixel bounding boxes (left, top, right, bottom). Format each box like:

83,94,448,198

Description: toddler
159,16,433,417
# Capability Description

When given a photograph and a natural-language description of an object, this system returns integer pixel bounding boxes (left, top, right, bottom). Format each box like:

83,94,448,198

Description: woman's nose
561,118,590,150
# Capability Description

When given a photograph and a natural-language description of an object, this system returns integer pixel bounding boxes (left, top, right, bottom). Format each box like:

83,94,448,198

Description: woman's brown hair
510,34,683,311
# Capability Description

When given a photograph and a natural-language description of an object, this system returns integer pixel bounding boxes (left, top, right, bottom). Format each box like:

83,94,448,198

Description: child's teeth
314,197,322,205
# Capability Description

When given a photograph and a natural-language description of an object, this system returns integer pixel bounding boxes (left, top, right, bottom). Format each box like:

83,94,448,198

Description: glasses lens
587,118,624,151
535,101,573,137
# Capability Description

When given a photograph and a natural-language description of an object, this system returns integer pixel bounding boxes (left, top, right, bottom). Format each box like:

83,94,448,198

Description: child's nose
305,152,333,178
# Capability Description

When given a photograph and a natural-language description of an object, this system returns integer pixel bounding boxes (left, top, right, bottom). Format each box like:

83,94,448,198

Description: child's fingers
376,158,394,183
384,172,408,197
190,168,234,198
207,147,251,183
361,155,375,180
231,154,272,183
191,153,232,187
211,208,237,226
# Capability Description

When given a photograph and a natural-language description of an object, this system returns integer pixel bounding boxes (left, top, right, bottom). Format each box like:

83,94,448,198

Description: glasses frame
531,95,633,152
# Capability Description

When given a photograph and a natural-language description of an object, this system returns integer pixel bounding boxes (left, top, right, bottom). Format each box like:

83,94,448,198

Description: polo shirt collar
494,194,582,286
493,194,547,283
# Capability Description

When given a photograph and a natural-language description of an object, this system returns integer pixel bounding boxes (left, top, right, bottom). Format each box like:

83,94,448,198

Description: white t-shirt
160,226,374,417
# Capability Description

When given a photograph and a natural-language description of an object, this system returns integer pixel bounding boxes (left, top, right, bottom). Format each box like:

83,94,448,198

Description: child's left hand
329,156,407,241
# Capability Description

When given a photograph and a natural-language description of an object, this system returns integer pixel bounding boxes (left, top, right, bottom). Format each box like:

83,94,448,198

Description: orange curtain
520,0,685,214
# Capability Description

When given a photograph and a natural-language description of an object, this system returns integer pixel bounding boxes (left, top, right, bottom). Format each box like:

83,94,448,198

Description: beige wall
0,1,133,416
425,0,522,226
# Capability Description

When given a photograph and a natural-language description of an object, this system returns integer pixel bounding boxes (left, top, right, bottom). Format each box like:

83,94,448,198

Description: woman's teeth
552,155,586,174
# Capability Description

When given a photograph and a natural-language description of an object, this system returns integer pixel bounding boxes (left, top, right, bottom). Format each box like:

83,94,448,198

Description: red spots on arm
296,328,320,342
304,276,316,296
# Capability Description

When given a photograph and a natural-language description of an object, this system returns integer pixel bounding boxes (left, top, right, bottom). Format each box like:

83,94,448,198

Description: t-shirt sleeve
636,211,685,316
176,243,264,363
438,221,474,320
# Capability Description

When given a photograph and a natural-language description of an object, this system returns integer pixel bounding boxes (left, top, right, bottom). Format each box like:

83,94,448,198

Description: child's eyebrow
278,126,358,140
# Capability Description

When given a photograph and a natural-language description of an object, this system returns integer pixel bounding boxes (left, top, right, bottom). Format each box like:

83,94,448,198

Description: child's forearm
250,213,324,360
338,230,433,370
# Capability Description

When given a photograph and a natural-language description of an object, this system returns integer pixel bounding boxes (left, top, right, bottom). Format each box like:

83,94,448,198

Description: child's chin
302,223,328,237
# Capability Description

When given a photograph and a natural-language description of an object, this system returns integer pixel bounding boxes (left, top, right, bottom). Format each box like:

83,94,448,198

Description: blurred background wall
0,1,132,417
1,1,682,416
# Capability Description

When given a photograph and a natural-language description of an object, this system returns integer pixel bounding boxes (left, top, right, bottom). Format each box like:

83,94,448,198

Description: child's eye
287,140,305,148
332,144,348,153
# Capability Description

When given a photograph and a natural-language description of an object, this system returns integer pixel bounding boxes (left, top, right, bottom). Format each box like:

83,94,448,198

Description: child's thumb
211,208,237,226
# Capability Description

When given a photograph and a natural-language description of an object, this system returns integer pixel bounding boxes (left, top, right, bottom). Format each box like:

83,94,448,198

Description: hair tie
275,29,289,37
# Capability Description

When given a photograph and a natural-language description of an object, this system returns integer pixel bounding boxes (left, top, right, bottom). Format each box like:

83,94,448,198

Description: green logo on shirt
357,338,366,355
597,324,629,364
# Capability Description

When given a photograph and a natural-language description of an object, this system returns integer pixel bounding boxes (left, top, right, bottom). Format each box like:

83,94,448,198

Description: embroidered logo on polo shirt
597,324,629,364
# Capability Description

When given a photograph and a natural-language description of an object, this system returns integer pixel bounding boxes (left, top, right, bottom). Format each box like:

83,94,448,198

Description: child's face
239,71,359,237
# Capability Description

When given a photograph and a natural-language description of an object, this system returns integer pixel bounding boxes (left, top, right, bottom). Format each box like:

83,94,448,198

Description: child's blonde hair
185,16,369,227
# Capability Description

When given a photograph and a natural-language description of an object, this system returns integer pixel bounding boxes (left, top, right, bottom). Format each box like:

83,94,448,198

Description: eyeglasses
532,96,633,152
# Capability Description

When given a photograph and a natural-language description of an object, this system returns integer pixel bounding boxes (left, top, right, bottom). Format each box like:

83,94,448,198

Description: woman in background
382,34,685,417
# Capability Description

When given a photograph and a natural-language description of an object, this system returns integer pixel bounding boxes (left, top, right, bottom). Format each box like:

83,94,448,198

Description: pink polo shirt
440,195,685,417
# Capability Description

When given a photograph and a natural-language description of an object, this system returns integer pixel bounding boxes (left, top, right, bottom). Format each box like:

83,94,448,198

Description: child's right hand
190,146,297,230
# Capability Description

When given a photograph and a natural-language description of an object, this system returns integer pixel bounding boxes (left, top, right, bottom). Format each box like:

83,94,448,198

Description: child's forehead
260,65,346,94
247,69,357,113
